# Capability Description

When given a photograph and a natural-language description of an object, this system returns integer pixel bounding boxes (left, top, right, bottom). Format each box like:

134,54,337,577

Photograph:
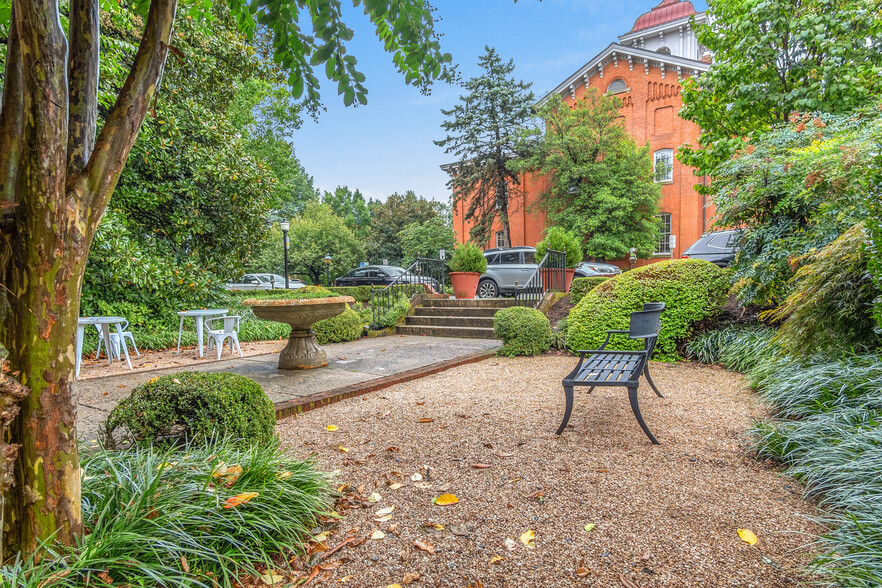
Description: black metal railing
370,258,447,329
514,248,566,308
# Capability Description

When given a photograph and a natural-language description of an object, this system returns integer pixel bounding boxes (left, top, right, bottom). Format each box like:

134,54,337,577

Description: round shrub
448,242,487,274
104,372,276,447
493,306,552,357
313,304,364,344
567,259,730,361
536,227,583,268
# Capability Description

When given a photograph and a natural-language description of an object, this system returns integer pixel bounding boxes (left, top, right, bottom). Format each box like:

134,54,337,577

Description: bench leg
644,366,664,398
556,385,574,435
628,385,659,444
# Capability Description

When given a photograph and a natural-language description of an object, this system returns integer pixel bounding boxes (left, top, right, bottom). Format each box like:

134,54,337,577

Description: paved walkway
76,335,500,440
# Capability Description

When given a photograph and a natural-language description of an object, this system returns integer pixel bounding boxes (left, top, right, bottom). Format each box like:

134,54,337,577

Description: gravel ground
77,339,286,379
276,356,823,588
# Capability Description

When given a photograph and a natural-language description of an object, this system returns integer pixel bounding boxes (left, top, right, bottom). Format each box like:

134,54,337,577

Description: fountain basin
243,296,356,369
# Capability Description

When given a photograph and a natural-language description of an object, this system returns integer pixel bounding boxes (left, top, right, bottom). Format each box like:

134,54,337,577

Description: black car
681,229,739,267
335,265,441,292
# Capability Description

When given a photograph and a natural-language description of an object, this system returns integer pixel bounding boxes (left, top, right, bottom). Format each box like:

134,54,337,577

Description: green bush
448,241,487,274
1,439,331,587
535,226,583,268
326,285,374,303
104,372,276,448
567,259,730,361
493,306,552,357
570,276,609,304
313,304,364,344
372,294,412,329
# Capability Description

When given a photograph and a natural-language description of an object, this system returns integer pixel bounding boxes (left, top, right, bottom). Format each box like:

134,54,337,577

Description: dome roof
630,0,696,33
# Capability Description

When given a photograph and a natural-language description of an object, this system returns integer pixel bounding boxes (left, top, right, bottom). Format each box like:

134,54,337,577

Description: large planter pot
243,296,355,369
449,271,481,299
565,268,576,292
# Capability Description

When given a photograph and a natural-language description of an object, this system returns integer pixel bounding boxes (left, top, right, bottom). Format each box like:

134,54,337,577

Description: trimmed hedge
493,306,552,357
567,259,730,361
104,372,276,448
232,285,338,300
313,304,364,344
570,276,610,304
326,285,374,303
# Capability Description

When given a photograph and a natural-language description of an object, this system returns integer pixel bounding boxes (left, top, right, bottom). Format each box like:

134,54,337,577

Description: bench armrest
606,329,630,334
576,349,648,357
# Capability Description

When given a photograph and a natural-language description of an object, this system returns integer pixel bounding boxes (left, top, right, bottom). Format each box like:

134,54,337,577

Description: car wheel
478,279,498,298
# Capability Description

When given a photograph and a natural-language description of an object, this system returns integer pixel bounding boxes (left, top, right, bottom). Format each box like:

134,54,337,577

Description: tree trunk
496,180,511,248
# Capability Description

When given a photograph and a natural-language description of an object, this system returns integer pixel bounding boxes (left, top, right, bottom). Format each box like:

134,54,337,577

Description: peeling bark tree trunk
0,0,178,556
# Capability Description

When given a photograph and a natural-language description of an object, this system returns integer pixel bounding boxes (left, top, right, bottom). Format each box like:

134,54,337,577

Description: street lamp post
323,253,333,287
280,221,290,289
629,247,637,271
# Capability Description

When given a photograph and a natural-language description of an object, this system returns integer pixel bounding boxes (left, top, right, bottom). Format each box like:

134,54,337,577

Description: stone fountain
243,296,355,369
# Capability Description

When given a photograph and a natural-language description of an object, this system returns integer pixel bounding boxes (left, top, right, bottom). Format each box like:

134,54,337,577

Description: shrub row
569,276,609,304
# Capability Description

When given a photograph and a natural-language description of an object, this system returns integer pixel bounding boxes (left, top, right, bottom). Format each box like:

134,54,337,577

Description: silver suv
478,247,538,298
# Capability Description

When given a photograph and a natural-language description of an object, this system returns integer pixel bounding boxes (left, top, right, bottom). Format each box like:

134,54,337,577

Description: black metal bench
557,304,665,444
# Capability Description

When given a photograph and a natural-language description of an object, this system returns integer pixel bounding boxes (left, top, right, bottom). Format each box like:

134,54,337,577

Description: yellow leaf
223,491,259,509
326,425,338,431
260,570,284,585
584,523,595,533
489,555,504,565
430,523,444,531
388,483,402,490
277,471,293,480
433,493,459,506
737,528,759,546
339,446,350,453
520,530,536,548
376,506,395,516
367,492,382,503
374,514,394,522
385,585,403,588
313,531,331,542
370,530,386,540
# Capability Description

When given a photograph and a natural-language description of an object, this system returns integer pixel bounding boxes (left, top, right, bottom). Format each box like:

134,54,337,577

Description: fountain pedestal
243,296,356,369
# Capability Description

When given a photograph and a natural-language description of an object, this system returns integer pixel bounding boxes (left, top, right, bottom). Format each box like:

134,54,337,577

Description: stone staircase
396,298,517,339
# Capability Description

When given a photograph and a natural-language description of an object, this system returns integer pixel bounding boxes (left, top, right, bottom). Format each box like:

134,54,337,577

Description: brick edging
274,349,497,419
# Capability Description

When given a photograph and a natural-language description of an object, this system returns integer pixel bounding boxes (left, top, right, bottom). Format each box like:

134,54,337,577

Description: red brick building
449,0,713,266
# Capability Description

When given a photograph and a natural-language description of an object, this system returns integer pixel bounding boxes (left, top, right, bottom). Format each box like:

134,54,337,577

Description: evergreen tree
435,46,539,247
516,90,661,260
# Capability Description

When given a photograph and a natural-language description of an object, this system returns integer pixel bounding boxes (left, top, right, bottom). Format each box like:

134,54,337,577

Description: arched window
606,79,628,95
657,46,672,55
654,149,674,183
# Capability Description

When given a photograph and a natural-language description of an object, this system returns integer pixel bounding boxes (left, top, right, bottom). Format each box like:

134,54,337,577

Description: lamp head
323,253,332,264
280,221,290,232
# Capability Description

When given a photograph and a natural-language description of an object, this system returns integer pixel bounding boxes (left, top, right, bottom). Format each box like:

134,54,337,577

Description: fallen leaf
387,446,400,452
385,585,403,588
260,570,284,585
450,524,469,537
376,506,395,516
425,522,444,531
374,514,394,522
326,425,338,431
584,523,595,533
313,531,331,542
367,492,382,503
433,493,459,506
222,491,259,509
401,572,421,584
339,446,350,453
382,410,391,417
414,540,435,554
416,401,425,405
97,571,113,584
370,530,386,540
619,573,641,588
520,530,535,548
503,537,517,551
471,464,492,469
411,472,423,482
737,528,758,546
339,576,354,582
489,555,504,565
181,556,189,573
277,470,293,480
388,483,402,490
414,482,432,489
576,566,591,577
527,490,545,499
497,452,514,457
417,418,435,423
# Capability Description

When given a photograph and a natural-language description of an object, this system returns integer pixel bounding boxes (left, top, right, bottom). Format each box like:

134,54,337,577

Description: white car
224,273,304,291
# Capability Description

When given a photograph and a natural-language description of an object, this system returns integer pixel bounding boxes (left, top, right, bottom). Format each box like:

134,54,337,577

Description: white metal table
76,316,133,379
176,309,228,358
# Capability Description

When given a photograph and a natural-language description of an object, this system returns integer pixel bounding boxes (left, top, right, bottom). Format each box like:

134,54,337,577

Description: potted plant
447,242,488,299
535,227,583,292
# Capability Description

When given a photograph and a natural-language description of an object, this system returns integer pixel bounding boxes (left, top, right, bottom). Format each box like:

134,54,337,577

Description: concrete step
395,324,497,339
413,306,500,318
405,315,495,328
422,298,516,309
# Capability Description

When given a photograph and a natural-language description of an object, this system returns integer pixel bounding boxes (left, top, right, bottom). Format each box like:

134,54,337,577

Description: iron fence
514,248,566,308
370,258,447,329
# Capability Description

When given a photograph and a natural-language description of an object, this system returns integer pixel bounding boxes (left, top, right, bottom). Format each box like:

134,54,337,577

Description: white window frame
654,149,674,183
656,213,672,254
606,79,628,95
495,230,506,248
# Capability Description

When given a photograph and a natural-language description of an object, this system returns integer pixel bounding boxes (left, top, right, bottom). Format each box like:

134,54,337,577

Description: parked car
573,261,622,278
224,273,304,291
681,229,739,267
335,265,441,292
478,246,538,298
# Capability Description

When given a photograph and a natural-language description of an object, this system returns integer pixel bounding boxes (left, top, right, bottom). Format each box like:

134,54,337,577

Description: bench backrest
629,307,663,340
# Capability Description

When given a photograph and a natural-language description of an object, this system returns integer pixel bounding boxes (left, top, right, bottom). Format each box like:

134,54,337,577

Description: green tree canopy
287,203,365,285
678,0,882,179
323,186,372,239
365,190,443,264
515,91,661,260
398,214,455,265
435,46,539,247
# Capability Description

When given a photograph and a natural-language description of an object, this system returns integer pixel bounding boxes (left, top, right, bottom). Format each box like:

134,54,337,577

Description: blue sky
289,0,708,203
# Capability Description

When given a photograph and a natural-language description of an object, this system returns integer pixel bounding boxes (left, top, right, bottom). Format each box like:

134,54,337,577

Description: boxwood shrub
567,259,730,361
570,276,610,304
326,285,374,303
313,304,364,344
104,372,276,448
493,306,552,357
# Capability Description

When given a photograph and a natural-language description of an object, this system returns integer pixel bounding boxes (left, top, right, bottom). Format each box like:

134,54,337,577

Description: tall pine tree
435,47,539,247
